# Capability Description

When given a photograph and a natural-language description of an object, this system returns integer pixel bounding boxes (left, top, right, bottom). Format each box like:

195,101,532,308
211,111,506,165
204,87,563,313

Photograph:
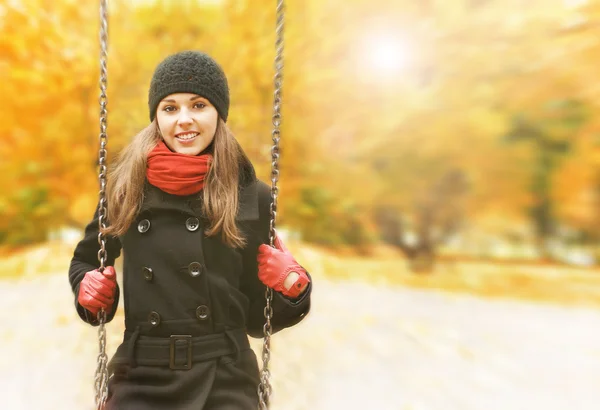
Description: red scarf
146,141,213,196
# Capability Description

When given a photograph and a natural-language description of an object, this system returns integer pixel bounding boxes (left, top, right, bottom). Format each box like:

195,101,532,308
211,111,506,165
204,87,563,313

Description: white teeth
177,132,198,140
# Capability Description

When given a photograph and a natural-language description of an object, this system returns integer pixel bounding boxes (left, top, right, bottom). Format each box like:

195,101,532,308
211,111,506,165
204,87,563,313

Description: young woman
68,50,312,409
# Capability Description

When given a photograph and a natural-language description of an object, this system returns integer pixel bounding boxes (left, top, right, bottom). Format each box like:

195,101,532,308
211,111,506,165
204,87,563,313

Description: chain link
94,1,110,408
257,1,285,408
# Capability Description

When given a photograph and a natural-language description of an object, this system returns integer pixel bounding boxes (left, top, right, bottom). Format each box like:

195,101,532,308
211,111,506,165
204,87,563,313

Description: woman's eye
194,102,206,109
163,105,176,112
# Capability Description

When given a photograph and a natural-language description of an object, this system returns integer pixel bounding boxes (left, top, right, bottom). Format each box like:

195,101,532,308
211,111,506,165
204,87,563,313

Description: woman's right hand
77,266,117,316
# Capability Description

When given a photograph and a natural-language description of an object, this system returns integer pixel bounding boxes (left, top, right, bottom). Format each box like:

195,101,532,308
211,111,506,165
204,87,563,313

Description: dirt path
1,273,599,410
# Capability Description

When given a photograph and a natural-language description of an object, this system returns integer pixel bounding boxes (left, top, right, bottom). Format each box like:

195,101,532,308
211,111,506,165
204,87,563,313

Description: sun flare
368,33,411,74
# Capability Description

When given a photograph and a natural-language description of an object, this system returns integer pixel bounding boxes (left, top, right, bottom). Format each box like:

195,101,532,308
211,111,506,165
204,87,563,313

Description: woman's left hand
257,234,309,298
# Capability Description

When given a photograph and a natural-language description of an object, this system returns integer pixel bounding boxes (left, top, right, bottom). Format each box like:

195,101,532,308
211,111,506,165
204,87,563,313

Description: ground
1,263,599,410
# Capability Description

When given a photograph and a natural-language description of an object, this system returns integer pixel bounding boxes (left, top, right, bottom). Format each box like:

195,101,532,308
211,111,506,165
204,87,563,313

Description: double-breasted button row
138,217,201,234
142,263,203,281
147,307,210,326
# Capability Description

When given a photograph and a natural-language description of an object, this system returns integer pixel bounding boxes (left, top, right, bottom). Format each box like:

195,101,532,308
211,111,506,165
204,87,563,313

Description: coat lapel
234,155,259,222
236,179,259,221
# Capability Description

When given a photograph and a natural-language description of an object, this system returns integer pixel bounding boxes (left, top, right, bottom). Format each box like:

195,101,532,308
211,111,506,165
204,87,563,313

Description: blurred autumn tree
0,0,100,243
0,0,599,264
355,0,600,261
503,100,589,258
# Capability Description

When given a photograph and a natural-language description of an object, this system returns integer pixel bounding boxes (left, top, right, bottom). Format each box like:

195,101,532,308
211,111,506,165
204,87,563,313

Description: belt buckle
169,335,192,370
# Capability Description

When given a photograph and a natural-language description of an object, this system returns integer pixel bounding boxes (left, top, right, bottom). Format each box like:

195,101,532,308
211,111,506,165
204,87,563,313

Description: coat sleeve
68,207,122,326
240,180,312,339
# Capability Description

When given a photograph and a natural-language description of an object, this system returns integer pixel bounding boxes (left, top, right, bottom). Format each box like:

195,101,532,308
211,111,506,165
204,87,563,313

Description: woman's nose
177,109,193,125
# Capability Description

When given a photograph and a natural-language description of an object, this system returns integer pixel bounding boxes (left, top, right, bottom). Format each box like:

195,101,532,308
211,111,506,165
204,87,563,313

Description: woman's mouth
175,132,199,143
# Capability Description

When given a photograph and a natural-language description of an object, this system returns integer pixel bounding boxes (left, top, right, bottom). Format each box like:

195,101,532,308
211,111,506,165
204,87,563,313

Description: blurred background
1,0,600,409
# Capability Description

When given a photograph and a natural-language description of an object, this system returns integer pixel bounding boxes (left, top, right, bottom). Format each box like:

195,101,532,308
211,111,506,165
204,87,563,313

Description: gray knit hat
148,50,230,122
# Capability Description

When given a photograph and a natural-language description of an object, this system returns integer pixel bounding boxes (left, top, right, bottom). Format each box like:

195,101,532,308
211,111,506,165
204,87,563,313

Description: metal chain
92,1,282,408
258,1,285,408
94,1,110,409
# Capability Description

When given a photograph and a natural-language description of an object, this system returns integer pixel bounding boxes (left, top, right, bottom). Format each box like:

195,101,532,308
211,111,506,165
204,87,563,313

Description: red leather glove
77,266,117,316
257,234,310,298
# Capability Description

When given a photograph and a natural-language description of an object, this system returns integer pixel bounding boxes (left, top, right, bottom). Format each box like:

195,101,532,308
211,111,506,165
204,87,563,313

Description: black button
185,217,200,232
148,311,161,326
142,267,153,281
196,305,210,320
188,262,203,278
138,219,151,233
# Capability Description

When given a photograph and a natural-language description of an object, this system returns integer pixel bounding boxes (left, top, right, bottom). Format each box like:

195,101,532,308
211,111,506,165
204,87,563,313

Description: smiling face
155,93,219,156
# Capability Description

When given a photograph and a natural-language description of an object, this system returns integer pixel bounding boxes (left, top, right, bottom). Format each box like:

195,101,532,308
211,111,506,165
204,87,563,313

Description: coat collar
140,158,259,221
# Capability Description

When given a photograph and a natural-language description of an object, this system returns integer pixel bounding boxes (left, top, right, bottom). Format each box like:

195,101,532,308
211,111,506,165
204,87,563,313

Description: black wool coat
68,161,312,409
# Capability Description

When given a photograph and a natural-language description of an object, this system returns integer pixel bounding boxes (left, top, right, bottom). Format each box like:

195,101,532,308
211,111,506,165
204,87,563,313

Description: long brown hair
102,118,248,248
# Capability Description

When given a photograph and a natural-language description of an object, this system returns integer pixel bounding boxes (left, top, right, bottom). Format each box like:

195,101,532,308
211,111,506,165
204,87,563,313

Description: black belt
110,328,249,371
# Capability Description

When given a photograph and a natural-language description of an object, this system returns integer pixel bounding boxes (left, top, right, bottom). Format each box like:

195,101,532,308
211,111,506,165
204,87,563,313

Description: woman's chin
174,144,204,156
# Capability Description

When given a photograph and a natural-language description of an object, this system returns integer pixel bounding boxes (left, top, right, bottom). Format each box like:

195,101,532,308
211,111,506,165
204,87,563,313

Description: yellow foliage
0,0,599,247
